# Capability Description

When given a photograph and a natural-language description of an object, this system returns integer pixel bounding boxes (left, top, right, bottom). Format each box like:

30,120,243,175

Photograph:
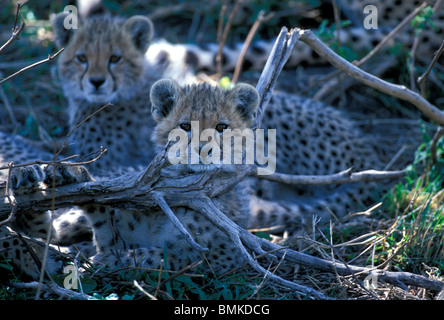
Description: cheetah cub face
150,79,259,172
52,13,153,104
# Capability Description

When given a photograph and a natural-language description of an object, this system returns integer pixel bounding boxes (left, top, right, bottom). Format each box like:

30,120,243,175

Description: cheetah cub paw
10,164,94,193
9,164,45,192
43,164,94,186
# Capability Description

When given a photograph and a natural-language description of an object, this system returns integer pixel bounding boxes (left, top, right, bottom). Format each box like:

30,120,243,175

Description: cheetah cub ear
123,16,154,53
52,12,74,48
150,79,183,122
227,83,260,125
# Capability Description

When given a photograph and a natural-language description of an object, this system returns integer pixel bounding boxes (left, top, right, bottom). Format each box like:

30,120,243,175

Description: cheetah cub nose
89,77,106,90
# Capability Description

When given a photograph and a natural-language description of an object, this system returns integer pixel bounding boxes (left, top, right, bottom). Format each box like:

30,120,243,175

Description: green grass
373,126,444,274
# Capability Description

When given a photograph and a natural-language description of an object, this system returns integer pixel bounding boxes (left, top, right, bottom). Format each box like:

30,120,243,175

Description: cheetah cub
80,79,260,274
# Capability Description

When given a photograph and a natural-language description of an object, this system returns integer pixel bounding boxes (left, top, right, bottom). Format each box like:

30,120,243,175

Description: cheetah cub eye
76,53,87,63
215,124,228,132
109,54,122,64
179,123,191,132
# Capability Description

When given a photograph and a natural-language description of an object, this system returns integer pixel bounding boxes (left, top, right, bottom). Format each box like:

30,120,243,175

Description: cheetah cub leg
0,225,65,280
6,164,94,243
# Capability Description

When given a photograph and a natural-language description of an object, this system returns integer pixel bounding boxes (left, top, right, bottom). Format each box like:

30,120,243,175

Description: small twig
232,10,274,83
0,149,107,172
215,0,243,76
417,40,444,97
316,224,379,299
10,281,91,300
0,2,26,55
306,2,428,97
0,48,64,86
55,102,112,158
134,280,157,300
0,163,17,226
358,2,427,67
160,260,203,286
430,127,444,165
0,84,18,127
216,4,226,48
410,33,421,91
152,191,208,254
331,0,341,50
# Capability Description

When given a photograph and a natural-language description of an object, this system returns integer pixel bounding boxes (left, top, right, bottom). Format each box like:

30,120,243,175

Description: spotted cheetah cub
76,80,258,274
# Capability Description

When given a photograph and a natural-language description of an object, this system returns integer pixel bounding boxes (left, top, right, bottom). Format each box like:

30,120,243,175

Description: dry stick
358,2,427,67
10,281,92,300
152,191,208,254
232,10,274,83
160,260,203,287
410,33,421,91
0,2,26,55
430,127,444,165
191,196,332,300
35,142,60,300
254,167,406,185
253,27,300,129
0,162,17,227
215,0,243,76
331,0,341,50
0,48,64,86
216,3,226,48
0,150,107,172
330,0,346,105
417,40,444,97
307,2,427,97
0,165,409,219
297,28,444,126
0,84,18,127
133,280,157,300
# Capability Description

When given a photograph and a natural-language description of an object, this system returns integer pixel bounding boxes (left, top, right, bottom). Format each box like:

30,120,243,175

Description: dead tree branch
0,49,64,86
417,40,444,97
253,27,300,129
296,28,444,126
0,2,26,55
232,10,275,83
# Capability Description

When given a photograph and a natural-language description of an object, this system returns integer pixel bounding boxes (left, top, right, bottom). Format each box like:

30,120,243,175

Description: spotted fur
146,0,443,72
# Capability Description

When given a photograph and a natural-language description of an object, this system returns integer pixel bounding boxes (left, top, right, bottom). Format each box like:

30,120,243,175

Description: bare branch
0,2,26,55
152,191,208,254
0,48,64,86
296,28,444,126
430,126,444,165
9,281,92,300
358,2,427,67
253,167,407,185
253,27,300,129
215,0,243,76
417,40,444,97
232,10,274,83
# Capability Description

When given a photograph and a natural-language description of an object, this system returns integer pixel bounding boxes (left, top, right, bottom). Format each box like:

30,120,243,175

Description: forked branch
295,28,444,126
